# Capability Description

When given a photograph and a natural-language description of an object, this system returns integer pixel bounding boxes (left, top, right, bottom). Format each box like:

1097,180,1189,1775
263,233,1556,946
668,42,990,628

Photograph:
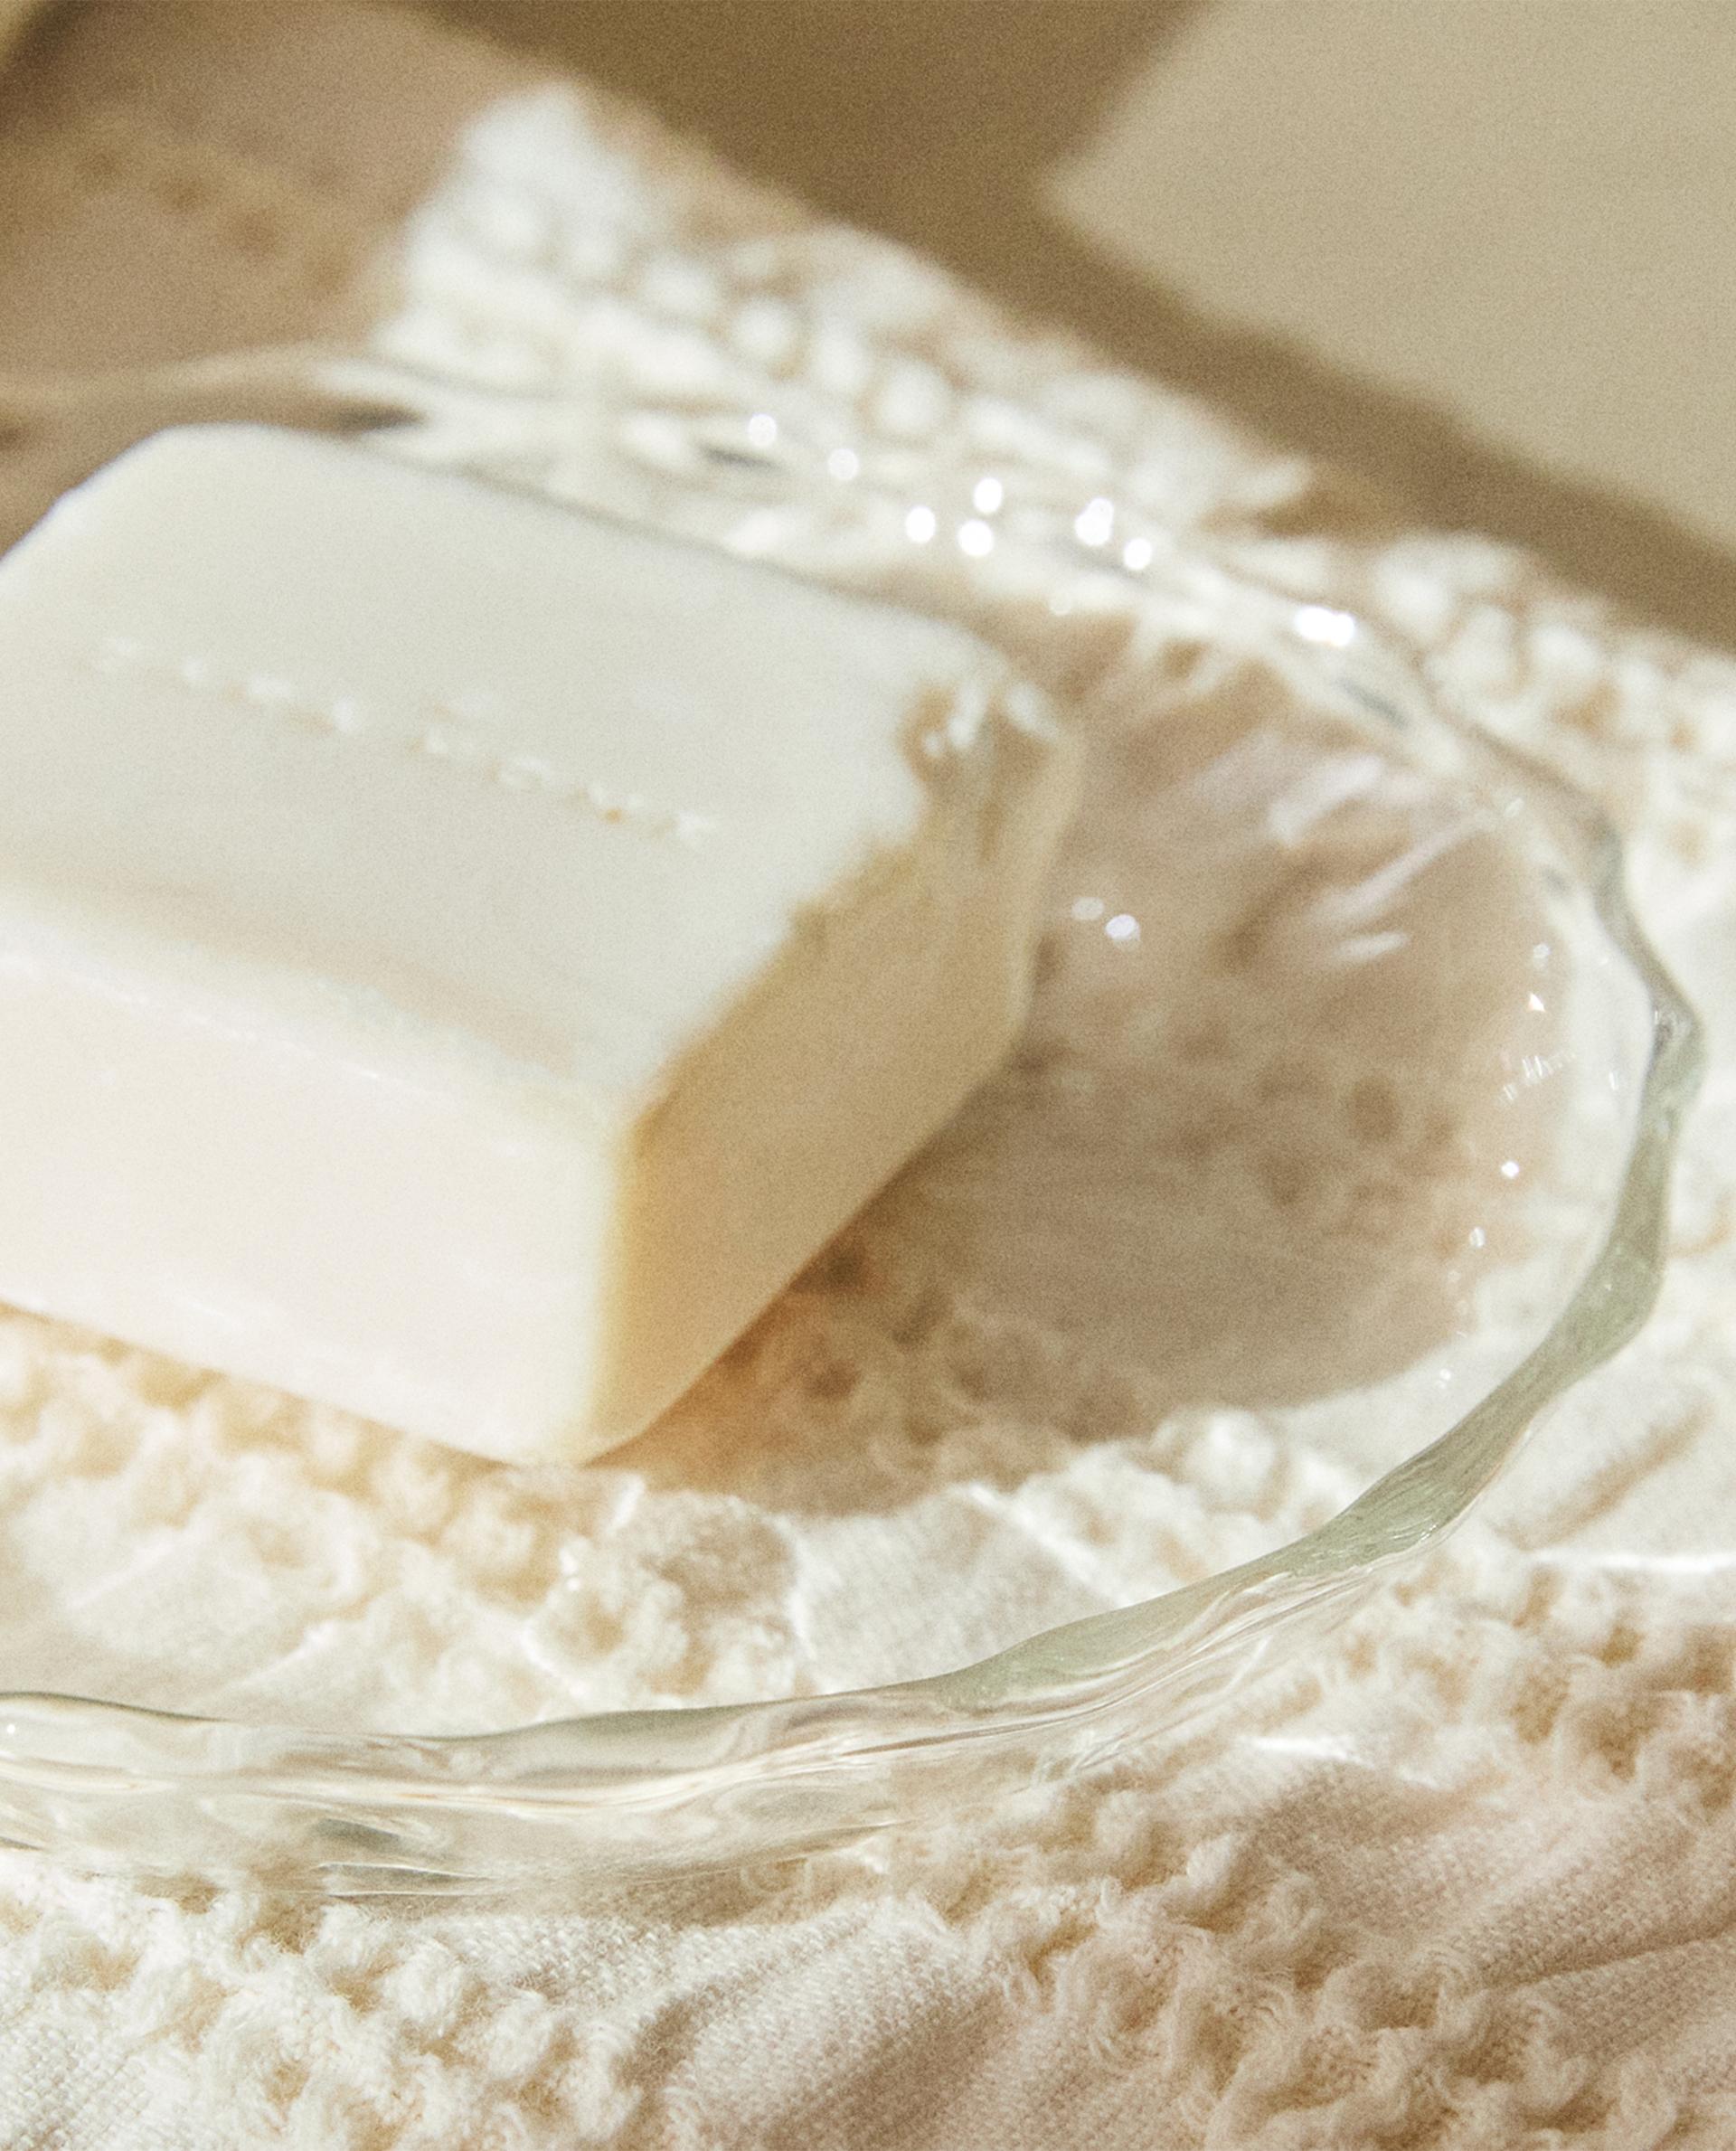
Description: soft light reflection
958,518,995,558
1294,604,1357,647
1073,496,1115,547
746,412,778,449
1539,1549,1736,1577
1500,1158,1522,1179
826,446,861,481
972,475,1005,514
1121,535,1155,571
904,505,938,544
1070,895,1106,921
1105,911,1141,946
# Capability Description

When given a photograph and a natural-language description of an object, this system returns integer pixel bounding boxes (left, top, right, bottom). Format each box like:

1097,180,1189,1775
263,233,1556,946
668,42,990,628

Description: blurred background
3,0,1729,647
429,0,1736,652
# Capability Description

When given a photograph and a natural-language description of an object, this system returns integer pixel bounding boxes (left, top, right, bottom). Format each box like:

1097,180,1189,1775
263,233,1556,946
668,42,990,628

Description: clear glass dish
0,358,1703,1894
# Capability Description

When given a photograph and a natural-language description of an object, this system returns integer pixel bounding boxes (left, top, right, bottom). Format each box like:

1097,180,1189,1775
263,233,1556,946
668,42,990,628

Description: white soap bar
0,427,1075,1462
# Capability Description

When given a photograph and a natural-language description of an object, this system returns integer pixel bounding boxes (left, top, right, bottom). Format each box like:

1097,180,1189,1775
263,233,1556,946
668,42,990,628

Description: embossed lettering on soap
88,633,719,845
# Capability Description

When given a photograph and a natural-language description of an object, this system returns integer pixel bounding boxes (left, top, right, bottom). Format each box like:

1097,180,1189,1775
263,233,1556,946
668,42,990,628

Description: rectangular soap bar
0,426,1076,1462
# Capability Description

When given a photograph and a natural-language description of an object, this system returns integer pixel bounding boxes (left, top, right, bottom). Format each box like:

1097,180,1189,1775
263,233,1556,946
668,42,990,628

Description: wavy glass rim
0,548,1702,1892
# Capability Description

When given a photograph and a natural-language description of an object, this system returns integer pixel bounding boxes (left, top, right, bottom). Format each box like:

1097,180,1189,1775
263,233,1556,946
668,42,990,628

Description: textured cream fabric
1,5,1735,2146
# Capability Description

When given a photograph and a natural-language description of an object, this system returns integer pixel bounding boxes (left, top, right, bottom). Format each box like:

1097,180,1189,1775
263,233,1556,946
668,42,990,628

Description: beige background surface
1053,1,1736,554
429,0,1736,654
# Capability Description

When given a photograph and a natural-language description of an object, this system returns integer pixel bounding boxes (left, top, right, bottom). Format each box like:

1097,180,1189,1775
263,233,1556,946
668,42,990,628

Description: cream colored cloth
2,6,1736,2146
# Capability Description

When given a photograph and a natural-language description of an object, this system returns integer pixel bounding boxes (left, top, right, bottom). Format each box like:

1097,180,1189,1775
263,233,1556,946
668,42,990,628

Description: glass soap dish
0,357,1703,1894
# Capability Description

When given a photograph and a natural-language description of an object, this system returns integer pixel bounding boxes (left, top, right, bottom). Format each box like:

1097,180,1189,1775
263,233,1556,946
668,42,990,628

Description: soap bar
0,426,1076,1461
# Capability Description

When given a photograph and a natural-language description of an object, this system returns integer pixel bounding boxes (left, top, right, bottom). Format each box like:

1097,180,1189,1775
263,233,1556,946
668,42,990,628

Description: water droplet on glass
1294,605,1356,647
1073,496,1114,547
